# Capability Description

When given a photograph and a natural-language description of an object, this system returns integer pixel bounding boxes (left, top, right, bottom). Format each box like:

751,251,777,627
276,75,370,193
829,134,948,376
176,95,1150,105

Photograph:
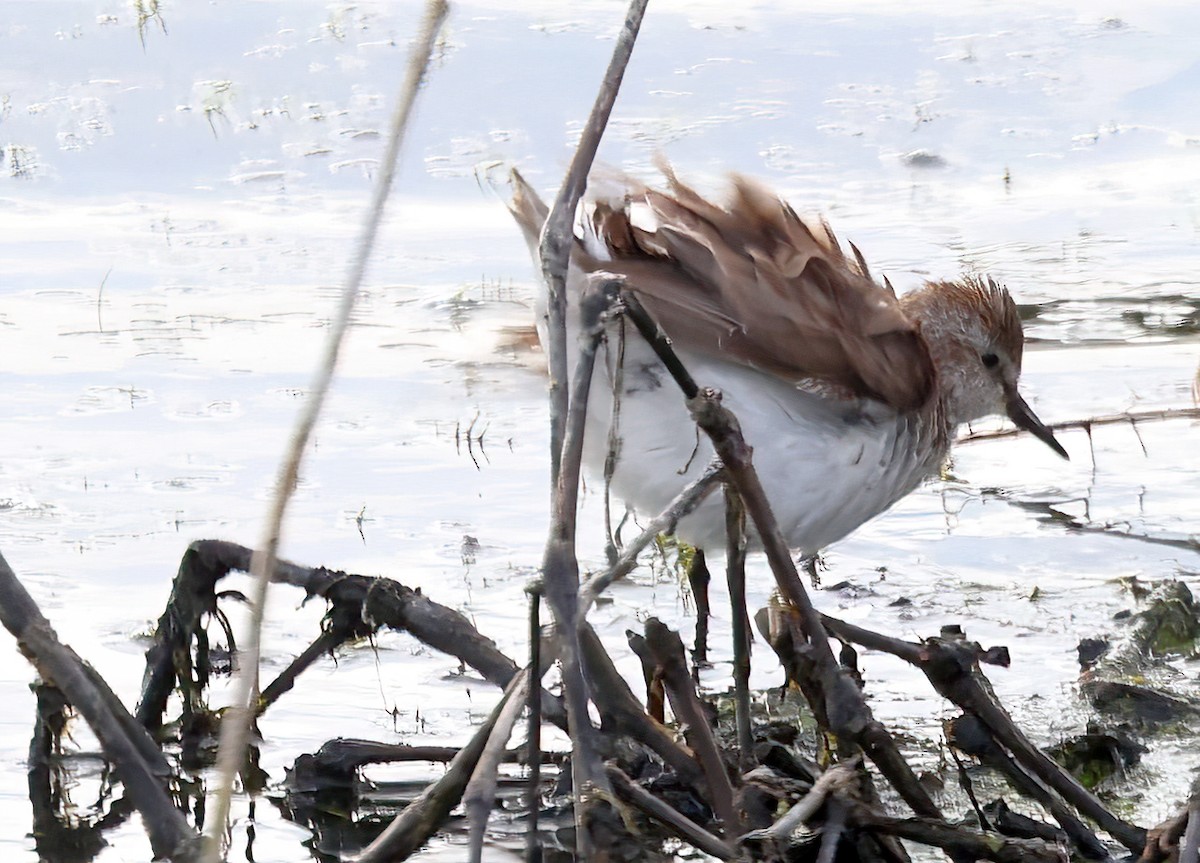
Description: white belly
577,324,947,553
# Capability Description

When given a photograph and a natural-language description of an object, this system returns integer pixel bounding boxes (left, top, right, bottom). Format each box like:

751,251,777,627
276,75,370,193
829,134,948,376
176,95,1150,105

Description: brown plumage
508,167,1066,552
576,168,936,412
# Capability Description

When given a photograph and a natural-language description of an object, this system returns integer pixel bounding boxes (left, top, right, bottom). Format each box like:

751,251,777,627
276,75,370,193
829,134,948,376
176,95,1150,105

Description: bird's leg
724,484,755,770
686,549,712,671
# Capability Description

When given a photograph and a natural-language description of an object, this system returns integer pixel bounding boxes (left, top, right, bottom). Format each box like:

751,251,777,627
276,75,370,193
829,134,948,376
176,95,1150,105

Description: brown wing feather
508,167,936,411
597,174,935,411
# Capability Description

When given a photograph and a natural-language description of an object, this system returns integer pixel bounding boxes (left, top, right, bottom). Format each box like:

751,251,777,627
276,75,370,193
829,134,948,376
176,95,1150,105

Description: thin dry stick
464,669,531,863
201,3,449,857
539,0,650,485
534,0,649,853
957,406,1200,446
578,459,723,614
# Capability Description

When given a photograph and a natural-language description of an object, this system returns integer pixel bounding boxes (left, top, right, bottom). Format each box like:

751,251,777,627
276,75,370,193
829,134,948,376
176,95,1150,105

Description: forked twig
202,4,451,854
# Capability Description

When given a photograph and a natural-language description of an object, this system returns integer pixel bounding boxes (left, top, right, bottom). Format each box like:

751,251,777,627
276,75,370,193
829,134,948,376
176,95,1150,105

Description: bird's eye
981,352,1000,369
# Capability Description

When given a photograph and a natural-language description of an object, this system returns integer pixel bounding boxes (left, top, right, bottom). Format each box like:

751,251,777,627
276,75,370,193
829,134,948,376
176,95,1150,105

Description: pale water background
1,1,1199,859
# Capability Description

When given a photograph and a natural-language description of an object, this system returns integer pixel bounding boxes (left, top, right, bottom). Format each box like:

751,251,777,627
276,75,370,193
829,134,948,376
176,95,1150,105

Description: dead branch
139,540,568,730
578,460,723,613
848,805,1066,863
0,551,201,860
957,406,1200,447
539,0,650,483
541,277,620,835
578,623,703,788
607,765,737,860
465,669,530,863
355,671,525,863
643,617,743,836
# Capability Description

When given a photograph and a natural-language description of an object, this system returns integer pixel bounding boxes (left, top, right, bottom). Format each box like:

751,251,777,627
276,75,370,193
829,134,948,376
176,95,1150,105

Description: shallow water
1,1,1198,860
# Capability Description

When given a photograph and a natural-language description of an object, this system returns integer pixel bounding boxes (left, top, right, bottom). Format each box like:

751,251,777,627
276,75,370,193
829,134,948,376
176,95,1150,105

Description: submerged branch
0,551,200,860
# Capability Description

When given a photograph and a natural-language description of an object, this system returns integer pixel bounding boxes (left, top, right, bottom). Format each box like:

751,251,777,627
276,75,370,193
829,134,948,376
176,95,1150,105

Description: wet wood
607,765,736,860
643,617,742,836
0,551,201,861
946,714,1109,859
579,623,704,788
355,671,524,863
465,670,530,863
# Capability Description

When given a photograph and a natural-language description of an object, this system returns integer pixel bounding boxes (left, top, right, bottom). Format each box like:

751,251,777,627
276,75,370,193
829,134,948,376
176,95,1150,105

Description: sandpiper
508,168,1067,552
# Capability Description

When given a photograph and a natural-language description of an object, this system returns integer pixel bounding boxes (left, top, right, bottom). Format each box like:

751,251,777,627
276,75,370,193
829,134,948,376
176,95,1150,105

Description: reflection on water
1,0,1199,860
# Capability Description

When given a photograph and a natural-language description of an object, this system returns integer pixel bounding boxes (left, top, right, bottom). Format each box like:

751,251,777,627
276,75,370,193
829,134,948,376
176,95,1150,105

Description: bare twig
465,669,531,863
957,406,1200,447
202,2,449,856
579,461,723,614
356,672,526,863
540,277,619,840
849,805,1065,863
538,0,649,485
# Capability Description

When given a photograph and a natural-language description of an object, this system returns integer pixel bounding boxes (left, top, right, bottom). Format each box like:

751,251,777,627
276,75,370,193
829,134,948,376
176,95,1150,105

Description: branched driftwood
958,406,1200,448
821,614,1145,854
946,715,1108,859
139,539,568,731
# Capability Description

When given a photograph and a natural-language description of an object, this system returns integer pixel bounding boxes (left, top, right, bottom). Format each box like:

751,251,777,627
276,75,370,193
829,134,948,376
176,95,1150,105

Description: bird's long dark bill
1006,389,1069,459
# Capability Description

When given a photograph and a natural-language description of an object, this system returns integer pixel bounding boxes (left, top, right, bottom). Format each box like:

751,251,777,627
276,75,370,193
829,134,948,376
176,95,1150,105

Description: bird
507,167,1068,554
